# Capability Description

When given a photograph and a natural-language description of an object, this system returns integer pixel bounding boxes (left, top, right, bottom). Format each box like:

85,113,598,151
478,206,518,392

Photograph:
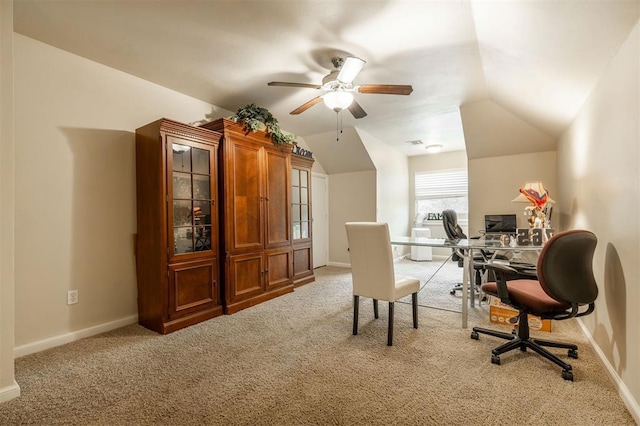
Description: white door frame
312,172,328,268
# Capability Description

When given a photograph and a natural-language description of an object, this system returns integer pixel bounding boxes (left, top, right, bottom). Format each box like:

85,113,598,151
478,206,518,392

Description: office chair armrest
543,302,596,321
484,262,518,275
512,268,537,278
487,261,537,278
484,263,518,304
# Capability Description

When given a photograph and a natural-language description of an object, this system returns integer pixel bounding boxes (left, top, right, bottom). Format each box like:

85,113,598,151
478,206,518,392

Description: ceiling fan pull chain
336,112,340,142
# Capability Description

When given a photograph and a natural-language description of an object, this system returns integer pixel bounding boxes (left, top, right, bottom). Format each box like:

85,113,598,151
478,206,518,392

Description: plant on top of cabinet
231,103,296,146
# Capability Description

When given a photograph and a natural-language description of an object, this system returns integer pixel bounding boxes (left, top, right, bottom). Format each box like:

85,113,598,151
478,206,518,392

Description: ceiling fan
268,57,413,119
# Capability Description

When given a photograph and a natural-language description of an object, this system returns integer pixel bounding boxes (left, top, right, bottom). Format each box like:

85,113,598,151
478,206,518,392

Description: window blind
415,169,468,200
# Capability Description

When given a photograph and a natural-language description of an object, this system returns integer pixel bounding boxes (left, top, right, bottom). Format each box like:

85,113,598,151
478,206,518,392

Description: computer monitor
485,214,517,234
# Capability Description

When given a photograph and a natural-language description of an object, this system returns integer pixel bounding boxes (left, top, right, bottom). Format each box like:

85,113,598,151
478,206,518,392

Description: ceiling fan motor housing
322,71,352,90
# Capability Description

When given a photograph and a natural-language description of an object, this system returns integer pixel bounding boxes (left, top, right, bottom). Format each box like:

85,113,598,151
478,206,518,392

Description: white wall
12,34,233,350
461,94,559,243
0,0,20,403
328,171,376,265
356,128,409,247
468,151,557,235
557,19,640,421
303,127,375,175
461,99,556,160
292,135,327,175
326,129,409,266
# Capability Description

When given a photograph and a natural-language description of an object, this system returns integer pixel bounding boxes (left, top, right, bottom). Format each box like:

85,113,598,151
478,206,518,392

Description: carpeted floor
395,257,480,313
0,260,634,425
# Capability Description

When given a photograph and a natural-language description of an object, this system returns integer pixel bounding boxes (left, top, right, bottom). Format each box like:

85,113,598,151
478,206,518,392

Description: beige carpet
0,261,634,425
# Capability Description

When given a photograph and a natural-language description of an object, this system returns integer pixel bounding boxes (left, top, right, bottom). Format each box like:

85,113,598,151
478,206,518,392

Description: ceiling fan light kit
268,55,413,118
323,91,354,112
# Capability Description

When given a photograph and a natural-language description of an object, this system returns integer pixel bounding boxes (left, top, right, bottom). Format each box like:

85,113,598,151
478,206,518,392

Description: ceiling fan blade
337,57,366,84
357,84,413,95
290,96,324,115
268,82,322,89
348,100,367,119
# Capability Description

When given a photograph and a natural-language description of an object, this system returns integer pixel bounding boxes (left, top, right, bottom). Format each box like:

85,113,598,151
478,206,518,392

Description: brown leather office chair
345,222,420,346
471,229,598,381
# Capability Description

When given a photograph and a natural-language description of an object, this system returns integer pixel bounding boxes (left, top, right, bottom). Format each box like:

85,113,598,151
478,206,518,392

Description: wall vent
406,140,423,145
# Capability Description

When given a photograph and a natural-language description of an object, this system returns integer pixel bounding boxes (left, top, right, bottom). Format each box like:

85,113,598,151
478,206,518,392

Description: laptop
484,214,517,240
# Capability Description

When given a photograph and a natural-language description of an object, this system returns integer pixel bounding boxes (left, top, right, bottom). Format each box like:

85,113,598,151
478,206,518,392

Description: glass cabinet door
169,138,216,257
291,167,310,241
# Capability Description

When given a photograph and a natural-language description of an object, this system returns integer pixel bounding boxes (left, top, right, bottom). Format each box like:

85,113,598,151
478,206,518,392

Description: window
414,169,468,222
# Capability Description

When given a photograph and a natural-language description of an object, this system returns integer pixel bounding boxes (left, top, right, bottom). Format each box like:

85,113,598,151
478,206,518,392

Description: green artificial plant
230,103,296,145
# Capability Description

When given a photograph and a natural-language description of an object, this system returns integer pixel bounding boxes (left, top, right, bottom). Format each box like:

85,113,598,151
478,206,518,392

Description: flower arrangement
517,182,553,229
230,104,296,145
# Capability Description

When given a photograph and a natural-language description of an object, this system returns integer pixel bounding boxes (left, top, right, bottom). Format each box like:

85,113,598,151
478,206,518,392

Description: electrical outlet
67,290,78,305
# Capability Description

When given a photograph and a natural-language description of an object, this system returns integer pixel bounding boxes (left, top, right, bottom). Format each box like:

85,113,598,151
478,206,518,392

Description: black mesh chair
471,229,599,381
442,209,487,296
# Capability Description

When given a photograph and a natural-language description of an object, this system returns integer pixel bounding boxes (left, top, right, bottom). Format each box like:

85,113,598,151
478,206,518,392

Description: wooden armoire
135,117,315,332
135,118,223,333
201,118,310,314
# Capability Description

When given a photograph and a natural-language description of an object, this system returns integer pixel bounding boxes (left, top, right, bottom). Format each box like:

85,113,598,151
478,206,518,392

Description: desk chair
471,230,598,381
345,222,420,346
442,209,486,297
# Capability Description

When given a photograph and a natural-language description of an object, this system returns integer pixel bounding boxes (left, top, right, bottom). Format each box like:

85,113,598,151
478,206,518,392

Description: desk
390,236,542,328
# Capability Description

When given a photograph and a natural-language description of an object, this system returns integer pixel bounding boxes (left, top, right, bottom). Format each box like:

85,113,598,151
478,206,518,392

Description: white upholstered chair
345,222,420,346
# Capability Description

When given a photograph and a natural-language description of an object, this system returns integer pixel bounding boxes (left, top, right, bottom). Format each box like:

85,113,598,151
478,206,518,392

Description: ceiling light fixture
424,144,443,154
323,91,354,112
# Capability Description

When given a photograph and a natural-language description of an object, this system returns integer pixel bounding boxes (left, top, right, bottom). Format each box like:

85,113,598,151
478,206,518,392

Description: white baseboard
14,315,138,359
577,318,640,424
327,261,350,268
0,380,20,403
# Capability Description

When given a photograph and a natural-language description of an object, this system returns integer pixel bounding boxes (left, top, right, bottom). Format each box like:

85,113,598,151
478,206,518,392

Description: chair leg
373,299,379,319
472,311,576,380
412,292,418,329
525,340,574,372
387,302,394,346
472,325,515,342
353,295,359,335
533,337,578,352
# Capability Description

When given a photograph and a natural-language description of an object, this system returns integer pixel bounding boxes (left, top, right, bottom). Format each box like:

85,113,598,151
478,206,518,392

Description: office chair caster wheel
562,370,574,381
568,349,578,359
491,354,501,365
470,331,479,340
450,290,456,295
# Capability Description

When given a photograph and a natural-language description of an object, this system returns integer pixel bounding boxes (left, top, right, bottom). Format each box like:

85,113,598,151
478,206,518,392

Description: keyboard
484,233,507,241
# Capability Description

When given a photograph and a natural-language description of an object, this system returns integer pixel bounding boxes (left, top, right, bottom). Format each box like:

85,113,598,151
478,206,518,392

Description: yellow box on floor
488,297,552,332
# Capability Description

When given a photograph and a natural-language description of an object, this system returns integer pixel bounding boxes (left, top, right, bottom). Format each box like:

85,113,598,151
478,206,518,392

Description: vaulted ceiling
13,0,639,157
